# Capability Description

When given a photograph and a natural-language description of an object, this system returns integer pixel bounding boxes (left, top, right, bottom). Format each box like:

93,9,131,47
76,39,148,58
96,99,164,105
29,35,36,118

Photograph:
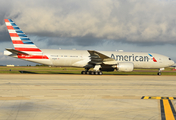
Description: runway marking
161,100,176,120
141,96,176,100
141,96,176,120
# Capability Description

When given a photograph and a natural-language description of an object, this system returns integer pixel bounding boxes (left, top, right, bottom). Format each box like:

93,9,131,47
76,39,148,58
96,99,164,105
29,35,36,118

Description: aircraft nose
170,60,175,66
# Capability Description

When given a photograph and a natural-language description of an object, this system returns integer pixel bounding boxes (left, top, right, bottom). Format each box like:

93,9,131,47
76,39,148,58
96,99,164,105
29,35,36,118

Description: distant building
6,65,15,67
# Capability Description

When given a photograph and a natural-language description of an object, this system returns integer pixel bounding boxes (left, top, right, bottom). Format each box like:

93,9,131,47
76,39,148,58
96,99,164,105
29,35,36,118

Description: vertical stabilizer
4,19,42,55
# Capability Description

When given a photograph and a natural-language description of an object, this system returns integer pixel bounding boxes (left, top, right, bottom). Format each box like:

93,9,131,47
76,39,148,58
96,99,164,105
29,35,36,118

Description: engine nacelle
114,62,134,72
100,66,114,71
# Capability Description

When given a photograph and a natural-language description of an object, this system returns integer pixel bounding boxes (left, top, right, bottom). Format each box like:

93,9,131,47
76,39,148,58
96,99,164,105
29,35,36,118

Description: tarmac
0,74,176,120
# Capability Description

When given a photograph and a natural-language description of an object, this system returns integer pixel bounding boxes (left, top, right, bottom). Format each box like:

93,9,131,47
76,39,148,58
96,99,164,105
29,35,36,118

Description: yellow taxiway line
141,96,176,120
162,99,175,120
141,96,176,100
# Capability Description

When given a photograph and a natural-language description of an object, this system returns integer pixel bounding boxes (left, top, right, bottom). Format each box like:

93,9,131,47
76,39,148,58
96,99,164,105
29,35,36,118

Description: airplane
3,19,175,75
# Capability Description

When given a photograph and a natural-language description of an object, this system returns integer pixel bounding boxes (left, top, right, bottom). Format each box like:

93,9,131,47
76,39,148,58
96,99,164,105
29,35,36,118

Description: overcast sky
0,0,176,65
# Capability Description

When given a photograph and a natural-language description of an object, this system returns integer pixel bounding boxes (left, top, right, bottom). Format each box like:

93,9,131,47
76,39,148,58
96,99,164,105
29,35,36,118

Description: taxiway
0,74,175,120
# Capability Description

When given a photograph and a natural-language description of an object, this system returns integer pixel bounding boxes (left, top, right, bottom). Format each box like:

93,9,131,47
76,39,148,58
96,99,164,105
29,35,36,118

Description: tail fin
4,19,42,55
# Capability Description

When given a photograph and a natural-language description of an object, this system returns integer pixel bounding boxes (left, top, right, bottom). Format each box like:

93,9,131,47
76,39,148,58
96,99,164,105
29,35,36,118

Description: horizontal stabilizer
6,48,29,55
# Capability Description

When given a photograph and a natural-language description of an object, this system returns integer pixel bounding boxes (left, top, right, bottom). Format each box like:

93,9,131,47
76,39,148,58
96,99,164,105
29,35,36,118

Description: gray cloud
0,0,176,46
1,0,176,65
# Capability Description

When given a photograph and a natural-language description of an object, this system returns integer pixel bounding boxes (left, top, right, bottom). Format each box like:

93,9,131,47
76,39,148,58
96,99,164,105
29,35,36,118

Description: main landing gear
81,71,102,75
81,65,102,75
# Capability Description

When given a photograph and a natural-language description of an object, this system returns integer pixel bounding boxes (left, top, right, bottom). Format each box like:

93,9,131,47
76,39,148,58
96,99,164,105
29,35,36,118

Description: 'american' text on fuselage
111,54,149,62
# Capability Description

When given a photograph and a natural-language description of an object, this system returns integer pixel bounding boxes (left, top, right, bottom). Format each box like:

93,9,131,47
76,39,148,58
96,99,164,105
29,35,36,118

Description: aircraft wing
6,48,29,55
88,50,116,65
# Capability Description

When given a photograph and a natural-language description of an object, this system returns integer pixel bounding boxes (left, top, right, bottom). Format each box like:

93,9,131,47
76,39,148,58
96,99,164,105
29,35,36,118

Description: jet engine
100,66,114,71
113,62,134,72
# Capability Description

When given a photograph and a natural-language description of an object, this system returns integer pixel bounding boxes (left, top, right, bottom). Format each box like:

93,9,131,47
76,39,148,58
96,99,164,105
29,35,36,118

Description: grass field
0,66,176,75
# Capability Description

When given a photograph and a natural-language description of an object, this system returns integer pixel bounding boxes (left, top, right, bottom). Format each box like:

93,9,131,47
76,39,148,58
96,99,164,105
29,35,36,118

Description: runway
0,74,176,120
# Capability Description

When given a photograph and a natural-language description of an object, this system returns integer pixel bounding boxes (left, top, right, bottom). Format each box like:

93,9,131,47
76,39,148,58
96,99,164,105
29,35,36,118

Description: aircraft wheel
81,71,85,74
157,72,161,76
94,71,98,75
89,71,92,75
98,71,102,75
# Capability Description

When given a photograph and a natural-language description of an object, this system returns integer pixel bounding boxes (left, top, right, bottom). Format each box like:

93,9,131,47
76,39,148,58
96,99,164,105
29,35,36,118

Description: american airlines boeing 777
4,19,175,75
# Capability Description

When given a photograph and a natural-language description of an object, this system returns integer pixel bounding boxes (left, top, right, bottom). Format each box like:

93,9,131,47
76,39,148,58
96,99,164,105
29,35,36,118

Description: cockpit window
169,58,171,60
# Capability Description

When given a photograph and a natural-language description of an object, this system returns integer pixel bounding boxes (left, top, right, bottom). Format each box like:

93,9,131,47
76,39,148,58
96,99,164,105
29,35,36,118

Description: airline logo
4,19,41,53
4,19,48,59
111,54,149,62
111,53,157,62
148,53,157,62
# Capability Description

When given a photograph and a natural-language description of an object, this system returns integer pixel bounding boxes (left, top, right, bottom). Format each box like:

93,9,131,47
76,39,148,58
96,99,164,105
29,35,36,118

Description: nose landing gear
157,72,161,76
157,68,164,76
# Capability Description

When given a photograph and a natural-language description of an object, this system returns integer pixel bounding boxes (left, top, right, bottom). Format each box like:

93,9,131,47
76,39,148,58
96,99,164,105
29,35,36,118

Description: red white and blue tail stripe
4,19,42,55
4,19,49,61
